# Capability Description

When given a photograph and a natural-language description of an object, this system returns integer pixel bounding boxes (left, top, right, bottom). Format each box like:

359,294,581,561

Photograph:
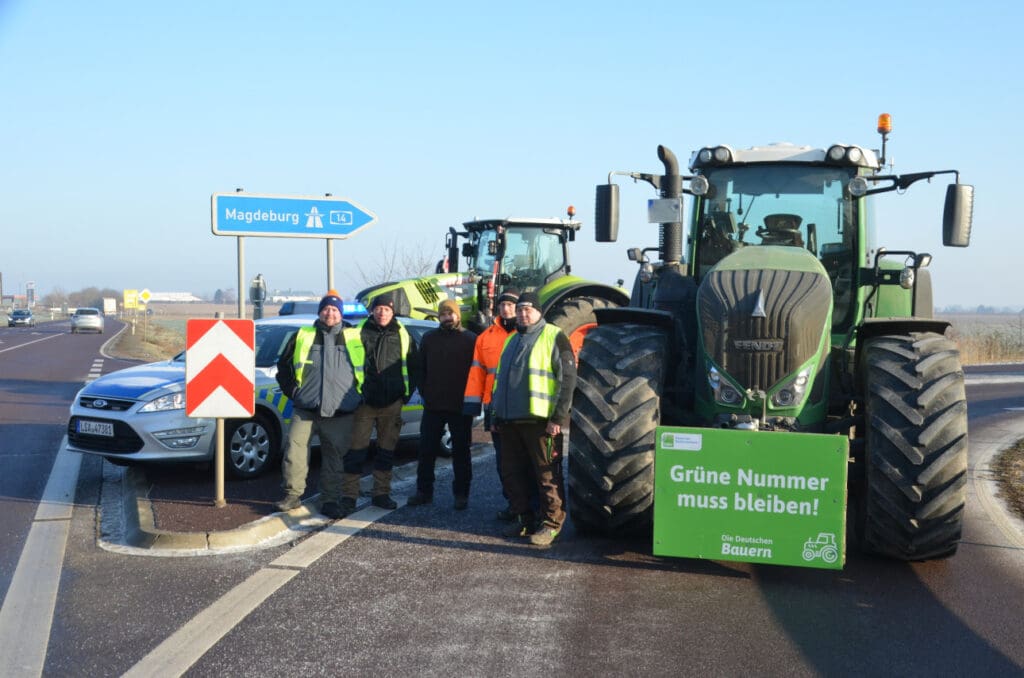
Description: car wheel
225,414,280,479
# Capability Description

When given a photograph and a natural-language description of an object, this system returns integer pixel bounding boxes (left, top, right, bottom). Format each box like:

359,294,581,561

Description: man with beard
274,291,361,519
407,299,478,509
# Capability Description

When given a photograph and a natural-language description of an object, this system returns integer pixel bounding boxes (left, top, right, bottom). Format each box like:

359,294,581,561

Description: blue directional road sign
211,192,377,239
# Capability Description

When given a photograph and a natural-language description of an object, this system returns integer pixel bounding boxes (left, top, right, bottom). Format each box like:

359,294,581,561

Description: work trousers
281,407,354,504
416,409,473,497
349,399,403,455
498,420,565,528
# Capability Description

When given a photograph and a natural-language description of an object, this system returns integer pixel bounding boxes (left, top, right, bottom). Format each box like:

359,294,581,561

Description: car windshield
77,309,99,316
13,310,30,317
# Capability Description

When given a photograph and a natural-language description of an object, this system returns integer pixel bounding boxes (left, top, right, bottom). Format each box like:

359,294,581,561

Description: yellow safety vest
291,326,317,387
343,320,412,395
495,324,561,418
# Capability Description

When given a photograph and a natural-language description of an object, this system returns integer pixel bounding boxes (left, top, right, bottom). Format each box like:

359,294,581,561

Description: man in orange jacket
463,290,520,519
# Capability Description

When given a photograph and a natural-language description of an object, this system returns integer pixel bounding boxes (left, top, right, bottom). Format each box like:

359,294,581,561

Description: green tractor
569,115,975,561
357,210,629,352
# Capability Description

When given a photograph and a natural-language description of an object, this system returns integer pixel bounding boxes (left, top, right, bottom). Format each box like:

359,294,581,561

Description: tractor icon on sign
802,532,839,564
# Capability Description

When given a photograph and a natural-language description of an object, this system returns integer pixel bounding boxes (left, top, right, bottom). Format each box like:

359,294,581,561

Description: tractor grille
698,267,831,391
414,279,441,305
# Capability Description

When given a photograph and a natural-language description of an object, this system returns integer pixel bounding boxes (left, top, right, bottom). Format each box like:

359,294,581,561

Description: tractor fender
852,316,953,390
538,275,629,313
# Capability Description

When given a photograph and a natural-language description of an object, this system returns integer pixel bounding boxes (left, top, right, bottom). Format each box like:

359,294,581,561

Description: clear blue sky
1,1,1020,309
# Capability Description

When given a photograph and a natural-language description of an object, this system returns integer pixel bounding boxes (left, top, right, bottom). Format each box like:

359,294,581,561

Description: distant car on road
71,307,105,333
278,300,321,315
8,309,35,327
66,313,469,478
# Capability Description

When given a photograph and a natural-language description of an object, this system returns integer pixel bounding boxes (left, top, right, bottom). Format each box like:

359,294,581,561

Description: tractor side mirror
595,184,619,242
943,183,974,247
461,242,475,258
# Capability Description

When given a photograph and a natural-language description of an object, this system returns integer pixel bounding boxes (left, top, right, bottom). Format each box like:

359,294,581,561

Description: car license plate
78,420,114,437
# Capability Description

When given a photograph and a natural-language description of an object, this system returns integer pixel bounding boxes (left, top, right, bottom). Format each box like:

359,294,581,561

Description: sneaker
372,494,398,510
495,505,515,522
339,497,357,516
321,502,344,520
275,495,302,512
502,515,533,538
529,523,560,547
407,492,433,506
454,495,468,511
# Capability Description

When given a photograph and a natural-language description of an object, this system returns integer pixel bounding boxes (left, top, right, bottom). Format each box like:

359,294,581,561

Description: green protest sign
652,426,849,570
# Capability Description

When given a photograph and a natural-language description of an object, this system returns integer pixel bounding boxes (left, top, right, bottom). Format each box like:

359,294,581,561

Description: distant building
150,292,204,303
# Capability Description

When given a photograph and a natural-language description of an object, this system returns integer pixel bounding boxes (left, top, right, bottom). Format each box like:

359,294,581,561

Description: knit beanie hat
496,289,520,305
438,299,461,322
318,290,344,315
516,291,541,310
371,294,395,311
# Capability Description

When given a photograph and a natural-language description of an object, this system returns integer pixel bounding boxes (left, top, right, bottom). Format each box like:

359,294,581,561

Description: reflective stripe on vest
343,320,412,396
291,326,317,388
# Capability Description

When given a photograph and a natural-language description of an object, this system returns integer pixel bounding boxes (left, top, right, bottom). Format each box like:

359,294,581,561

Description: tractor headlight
847,176,868,197
689,175,709,196
770,369,811,408
639,262,655,283
708,365,744,406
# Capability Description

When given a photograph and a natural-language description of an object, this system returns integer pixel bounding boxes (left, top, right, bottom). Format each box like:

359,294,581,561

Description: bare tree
346,239,440,291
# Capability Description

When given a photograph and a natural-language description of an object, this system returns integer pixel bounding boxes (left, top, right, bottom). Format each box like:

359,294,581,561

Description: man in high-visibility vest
274,291,361,519
462,289,520,519
491,291,577,547
340,294,420,514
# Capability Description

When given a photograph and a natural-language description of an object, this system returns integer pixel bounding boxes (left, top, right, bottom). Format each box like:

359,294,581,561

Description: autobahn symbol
185,319,255,418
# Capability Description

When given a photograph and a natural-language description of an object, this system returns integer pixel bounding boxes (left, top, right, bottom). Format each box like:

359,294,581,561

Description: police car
66,310,449,478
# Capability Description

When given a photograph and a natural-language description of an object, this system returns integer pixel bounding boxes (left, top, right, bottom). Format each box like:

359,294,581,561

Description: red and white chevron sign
185,319,255,418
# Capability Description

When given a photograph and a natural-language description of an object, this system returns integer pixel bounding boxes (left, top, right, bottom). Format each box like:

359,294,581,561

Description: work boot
502,514,534,538
529,522,561,547
339,497,357,516
275,495,302,512
372,494,398,510
407,492,433,506
454,495,469,511
321,502,344,520
341,473,361,500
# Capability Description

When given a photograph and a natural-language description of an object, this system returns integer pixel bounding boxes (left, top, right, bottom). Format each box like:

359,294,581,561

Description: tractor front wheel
568,323,667,537
858,332,968,560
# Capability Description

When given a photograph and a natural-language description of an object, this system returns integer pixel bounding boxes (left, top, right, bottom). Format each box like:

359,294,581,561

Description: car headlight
139,392,186,413
708,365,744,406
770,368,811,408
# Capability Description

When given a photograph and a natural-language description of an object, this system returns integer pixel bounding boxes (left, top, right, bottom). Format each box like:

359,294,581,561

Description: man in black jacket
341,294,420,512
407,299,477,509
274,291,361,519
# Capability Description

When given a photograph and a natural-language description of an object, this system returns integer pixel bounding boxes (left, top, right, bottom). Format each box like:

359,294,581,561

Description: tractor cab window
694,165,858,327
500,227,565,290
471,229,499,273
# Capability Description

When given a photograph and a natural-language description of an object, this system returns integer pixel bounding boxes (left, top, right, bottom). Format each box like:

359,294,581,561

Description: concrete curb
118,443,493,555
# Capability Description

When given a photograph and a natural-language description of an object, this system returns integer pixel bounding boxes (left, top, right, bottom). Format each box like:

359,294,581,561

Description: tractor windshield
694,164,859,326
500,227,566,291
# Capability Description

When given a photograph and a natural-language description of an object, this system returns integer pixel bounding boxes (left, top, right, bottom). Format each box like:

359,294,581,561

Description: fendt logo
733,339,783,352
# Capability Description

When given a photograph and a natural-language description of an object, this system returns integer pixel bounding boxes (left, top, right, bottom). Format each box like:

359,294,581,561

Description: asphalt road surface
1,326,1022,676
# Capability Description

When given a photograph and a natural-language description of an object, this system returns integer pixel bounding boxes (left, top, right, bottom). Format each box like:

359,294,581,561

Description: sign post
653,427,849,570
185,319,255,507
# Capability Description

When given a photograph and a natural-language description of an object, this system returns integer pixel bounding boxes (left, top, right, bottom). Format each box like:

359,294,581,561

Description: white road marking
124,502,401,676
0,333,63,354
0,443,82,677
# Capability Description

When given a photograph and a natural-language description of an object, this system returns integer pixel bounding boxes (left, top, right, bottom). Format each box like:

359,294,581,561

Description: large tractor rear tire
568,323,667,536
546,295,620,357
859,332,968,560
